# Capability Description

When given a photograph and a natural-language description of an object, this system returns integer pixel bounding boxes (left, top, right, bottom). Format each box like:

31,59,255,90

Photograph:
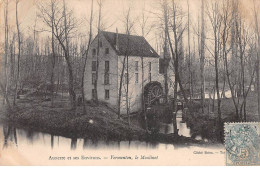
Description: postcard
0,0,259,166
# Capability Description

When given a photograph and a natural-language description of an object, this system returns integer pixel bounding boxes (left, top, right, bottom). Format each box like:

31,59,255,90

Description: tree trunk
81,0,93,112
117,56,126,119
173,75,178,136
200,0,205,114
3,0,9,106
93,0,102,103
126,50,130,126
253,0,260,121
187,0,192,102
50,0,56,107
14,0,21,106
63,0,76,110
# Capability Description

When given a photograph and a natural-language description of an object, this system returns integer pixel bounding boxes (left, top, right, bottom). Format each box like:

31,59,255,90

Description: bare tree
93,0,103,103
118,7,135,125
187,0,192,101
14,0,21,106
125,8,133,126
138,2,153,131
164,0,190,135
253,0,260,120
50,0,56,107
0,2,13,110
200,0,205,114
227,0,240,119
163,1,169,104
206,0,223,124
45,0,78,109
39,0,58,107
81,0,94,112
3,0,9,105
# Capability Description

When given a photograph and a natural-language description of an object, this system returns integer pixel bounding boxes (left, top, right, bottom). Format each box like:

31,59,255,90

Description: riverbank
219,92,259,121
0,94,206,145
0,96,146,141
192,91,260,122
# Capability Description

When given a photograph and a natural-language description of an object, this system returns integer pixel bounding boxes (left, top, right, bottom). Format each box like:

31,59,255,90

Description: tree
138,2,153,130
187,0,192,101
206,0,223,124
81,0,94,112
200,0,205,114
163,1,169,104
14,0,21,106
93,0,103,103
50,0,56,107
3,0,9,105
39,0,58,107
253,0,260,120
118,7,135,124
219,0,255,122
44,0,78,110
164,0,190,135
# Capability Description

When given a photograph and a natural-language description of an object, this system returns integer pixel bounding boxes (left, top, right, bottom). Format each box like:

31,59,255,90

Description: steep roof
101,31,159,58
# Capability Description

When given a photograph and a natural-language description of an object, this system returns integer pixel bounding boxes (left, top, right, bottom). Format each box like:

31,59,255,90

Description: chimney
115,28,119,50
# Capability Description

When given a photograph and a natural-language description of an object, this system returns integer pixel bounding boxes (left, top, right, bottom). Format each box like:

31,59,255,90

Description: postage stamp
225,122,260,166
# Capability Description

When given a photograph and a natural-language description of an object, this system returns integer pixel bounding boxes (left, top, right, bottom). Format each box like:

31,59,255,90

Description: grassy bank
175,91,260,143
0,93,206,145
1,94,147,141
191,91,260,122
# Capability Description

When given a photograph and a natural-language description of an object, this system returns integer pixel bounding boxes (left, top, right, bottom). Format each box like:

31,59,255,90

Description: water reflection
3,124,18,149
144,109,222,142
71,138,77,150
157,110,192,137
0,122,174,152
0,109,222,153
51,134,54,149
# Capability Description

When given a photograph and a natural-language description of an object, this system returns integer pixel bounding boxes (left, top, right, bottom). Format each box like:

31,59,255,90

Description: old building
84,31,175,114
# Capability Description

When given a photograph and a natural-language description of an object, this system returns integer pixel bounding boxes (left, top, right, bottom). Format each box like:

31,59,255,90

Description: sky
0,0,259,55
0,0,199,51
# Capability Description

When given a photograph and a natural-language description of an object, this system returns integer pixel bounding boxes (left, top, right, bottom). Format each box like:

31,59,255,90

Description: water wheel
144,82,163,107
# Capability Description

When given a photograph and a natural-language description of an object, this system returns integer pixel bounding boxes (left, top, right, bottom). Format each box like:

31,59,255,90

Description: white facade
84,32,175,114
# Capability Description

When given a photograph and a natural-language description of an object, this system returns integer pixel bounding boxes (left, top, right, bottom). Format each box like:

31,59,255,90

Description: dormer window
92,48,96,57
99,41,103,47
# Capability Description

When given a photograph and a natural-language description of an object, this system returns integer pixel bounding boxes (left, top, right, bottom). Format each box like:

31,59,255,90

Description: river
0,107,225,165
0,110,221,150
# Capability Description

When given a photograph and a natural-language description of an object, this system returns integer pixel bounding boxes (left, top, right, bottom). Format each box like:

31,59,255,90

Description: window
148,73,151,82
99,41,103,47
124,73,128,84
149,62,152,72
159,59,165,74
135,73,138,83
105,61,109,72
105,48,109,54
92,48,96,56
92,89,96,99
135,61,138,71
92,73,96,84
105,90,110,100
104,73,109,85
92,61,97,71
